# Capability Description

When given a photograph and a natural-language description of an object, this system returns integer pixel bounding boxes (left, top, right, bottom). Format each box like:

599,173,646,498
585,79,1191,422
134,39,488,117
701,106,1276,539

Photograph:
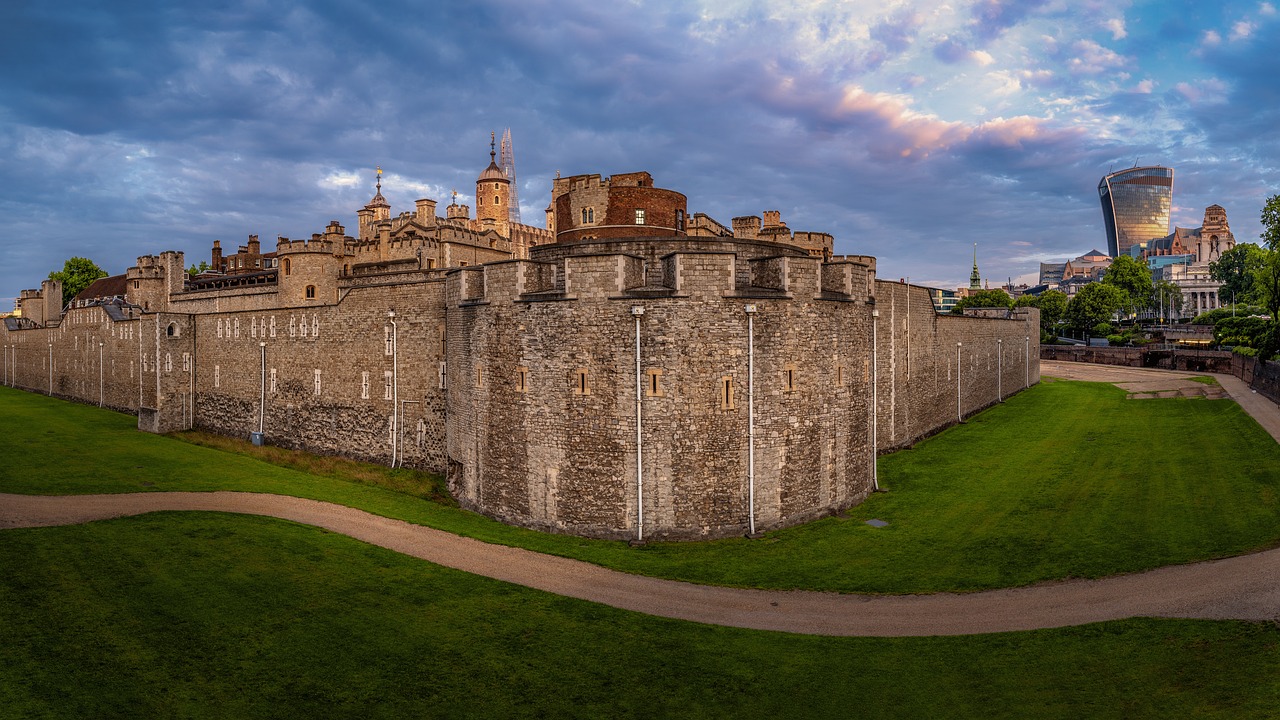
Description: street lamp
956,341,963,423
997,338,1002,402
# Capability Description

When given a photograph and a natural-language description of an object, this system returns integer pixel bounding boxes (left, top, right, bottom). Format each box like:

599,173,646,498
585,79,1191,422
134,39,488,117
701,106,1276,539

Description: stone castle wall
444,242,1038,540
2,242,1039,542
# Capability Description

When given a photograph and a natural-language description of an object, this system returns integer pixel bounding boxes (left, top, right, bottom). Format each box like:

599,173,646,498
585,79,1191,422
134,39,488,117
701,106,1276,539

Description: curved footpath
3,490,1279,636
3,361,1279,637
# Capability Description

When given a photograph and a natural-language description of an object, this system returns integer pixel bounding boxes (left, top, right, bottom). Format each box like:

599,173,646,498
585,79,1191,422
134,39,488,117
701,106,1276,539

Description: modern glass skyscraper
1098,166,1174,257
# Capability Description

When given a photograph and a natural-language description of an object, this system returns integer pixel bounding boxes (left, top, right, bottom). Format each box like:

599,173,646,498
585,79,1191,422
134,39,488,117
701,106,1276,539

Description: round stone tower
475,133,511,237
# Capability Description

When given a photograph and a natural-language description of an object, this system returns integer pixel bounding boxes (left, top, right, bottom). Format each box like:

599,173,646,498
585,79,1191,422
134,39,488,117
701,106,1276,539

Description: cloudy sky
2,0,1278,307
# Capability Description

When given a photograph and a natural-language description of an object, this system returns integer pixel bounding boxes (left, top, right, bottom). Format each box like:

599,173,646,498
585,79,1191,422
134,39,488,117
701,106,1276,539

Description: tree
1152,280,1183,320
1015,289,1068,334
47,257,108,306
1209,243,1267,305
1256,195,1280,360
1262,194,1280,251
187,261,210,277
950,288,1012,314
1067,282,1126,331
1100,254,1153,315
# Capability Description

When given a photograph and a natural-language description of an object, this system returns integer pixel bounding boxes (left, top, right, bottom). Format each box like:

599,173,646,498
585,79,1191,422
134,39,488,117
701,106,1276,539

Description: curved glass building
1098,166,1174,257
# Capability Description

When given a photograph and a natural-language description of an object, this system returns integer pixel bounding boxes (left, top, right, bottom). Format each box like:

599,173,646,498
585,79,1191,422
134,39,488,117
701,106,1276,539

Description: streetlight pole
956,341,962,423
745,303,757,536
98,341,104,407
1025,336,1030,389
47,342,52,396
997,338,1002,402
871,309,879,491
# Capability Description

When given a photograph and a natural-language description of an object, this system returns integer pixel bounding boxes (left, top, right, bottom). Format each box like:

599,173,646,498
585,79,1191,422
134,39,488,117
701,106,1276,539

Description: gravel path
3,490,1279,636
4,361,1277,637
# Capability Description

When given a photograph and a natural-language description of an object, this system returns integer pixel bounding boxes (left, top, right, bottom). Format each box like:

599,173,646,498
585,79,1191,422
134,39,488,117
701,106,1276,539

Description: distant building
925,286,957,313
1099,166,1174,257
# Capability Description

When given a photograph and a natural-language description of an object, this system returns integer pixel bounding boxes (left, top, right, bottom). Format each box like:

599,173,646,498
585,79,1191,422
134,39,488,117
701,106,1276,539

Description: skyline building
1098,166,1174,258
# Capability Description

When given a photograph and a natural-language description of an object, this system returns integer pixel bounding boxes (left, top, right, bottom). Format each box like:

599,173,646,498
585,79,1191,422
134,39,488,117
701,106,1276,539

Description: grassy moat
3,380,1280,717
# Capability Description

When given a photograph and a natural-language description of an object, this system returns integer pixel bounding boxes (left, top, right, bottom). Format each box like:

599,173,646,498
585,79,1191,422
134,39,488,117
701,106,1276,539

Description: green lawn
2,379,1278,593
2,513,1277,719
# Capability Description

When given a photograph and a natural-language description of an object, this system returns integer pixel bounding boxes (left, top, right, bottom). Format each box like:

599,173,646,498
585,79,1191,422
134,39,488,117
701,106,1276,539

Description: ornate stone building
2,146,1039,540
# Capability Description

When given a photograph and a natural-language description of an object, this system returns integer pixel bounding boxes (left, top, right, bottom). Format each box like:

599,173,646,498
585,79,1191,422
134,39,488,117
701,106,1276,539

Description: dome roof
365,190,389,209
478,158,508,183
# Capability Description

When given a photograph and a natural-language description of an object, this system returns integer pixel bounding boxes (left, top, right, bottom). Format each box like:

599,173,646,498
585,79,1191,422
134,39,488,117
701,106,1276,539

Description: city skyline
2,1,1278,306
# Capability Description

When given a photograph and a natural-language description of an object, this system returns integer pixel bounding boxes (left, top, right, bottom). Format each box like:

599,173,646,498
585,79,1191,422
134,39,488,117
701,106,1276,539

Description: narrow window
720,376,735,410
217,318,223,338
836,364,844,385
385,327,394,356
645,368,664,397
269,368,277,393
283,258,291,276
269,316,276,338
361,371,370,399
516,365,528,392
234,317,240,338
587,207,594,223
314,369,322,396
164,354,172,373
312,315,319,336
305,285,316,300
581,208,588,224
439,361,447,389
384,370,393,400
182,353,190,372
676,209,685,231
251,317,257,338
784,363,797,392
573,368,590,395
494,195,499,205
289,316,296,338
214,364,221,388
475,365,483,388
635,209,645,225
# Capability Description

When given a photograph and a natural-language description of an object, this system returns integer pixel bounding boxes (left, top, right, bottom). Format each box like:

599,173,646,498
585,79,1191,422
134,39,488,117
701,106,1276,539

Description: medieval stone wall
444,242,1038,540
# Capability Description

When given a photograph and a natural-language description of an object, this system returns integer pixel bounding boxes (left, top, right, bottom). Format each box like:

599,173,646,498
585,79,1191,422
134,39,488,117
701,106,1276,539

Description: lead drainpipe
388,310,398,468
258,342,266,435
745,303,757,536
631,306,644,542
997,338,1002,402
871,309,879,491
956,342,963,423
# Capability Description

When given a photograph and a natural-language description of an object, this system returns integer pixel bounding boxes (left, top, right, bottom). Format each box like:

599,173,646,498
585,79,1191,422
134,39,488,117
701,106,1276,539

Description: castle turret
475,133,511,237
359,167,391,242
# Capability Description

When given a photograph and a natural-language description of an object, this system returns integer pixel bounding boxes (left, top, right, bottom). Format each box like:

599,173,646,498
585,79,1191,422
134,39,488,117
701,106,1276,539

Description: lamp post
98,341,104,407
956,341,962,423
997,338,1002,402
387,310,398,468
1025,336,1030,388
632,305,645,542
745,303,757,536
48,342,52,396
871,308,879,491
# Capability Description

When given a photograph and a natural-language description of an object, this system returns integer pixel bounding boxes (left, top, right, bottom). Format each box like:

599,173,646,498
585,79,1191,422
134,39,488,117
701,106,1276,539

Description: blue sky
2,0,1277,307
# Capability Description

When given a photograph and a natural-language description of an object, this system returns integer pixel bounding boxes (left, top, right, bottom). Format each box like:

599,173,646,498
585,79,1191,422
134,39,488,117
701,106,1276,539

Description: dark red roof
75,274,128,301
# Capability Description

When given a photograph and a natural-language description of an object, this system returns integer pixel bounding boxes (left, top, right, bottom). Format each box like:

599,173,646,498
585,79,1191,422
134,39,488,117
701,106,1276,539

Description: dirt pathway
3,490,1278,637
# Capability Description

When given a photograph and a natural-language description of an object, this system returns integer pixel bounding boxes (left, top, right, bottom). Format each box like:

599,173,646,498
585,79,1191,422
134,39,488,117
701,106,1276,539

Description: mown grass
2,380,1279,593
2,513,1278,719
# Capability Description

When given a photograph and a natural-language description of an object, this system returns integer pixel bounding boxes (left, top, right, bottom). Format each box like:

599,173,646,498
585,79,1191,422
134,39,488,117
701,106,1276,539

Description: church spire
969,243,982,290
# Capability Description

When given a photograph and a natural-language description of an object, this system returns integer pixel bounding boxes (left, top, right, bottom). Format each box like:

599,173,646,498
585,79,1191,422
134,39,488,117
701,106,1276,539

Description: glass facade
1098,166,1174,258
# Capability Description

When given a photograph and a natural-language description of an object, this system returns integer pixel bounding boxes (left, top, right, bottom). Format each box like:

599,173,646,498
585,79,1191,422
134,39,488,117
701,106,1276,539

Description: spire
969,243,982,290
490,132,497,164
366,166,388,209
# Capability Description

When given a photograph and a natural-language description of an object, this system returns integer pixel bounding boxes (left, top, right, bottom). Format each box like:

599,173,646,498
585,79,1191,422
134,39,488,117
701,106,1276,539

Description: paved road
4,491,1279,637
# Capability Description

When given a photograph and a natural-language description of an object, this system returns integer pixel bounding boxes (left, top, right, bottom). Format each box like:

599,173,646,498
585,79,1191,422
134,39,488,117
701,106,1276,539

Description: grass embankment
2,513,1277,719
2,380,1279,593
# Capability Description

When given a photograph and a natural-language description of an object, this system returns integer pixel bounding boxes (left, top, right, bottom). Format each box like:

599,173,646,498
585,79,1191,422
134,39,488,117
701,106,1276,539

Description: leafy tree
1066,282,1126,331
1100,254,1153,315
1209,243,1267,305
1015,289,1068,335
187,261,210,277
950,288,1012,314
1214,316,1271,348
47,257,108,306
1152,280,1183,320
1262,194,1280,250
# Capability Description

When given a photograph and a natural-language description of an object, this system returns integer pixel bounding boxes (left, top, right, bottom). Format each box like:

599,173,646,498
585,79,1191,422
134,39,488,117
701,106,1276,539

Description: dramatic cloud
0,0,1276,304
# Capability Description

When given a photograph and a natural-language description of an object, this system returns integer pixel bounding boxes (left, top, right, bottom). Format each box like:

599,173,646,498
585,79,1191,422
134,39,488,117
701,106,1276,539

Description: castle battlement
275,237,352,256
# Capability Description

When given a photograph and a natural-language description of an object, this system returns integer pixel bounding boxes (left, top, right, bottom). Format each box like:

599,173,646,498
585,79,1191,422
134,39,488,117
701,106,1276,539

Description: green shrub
1107,334,1127,346
1092,322,1113,337
1234,346,1259,357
